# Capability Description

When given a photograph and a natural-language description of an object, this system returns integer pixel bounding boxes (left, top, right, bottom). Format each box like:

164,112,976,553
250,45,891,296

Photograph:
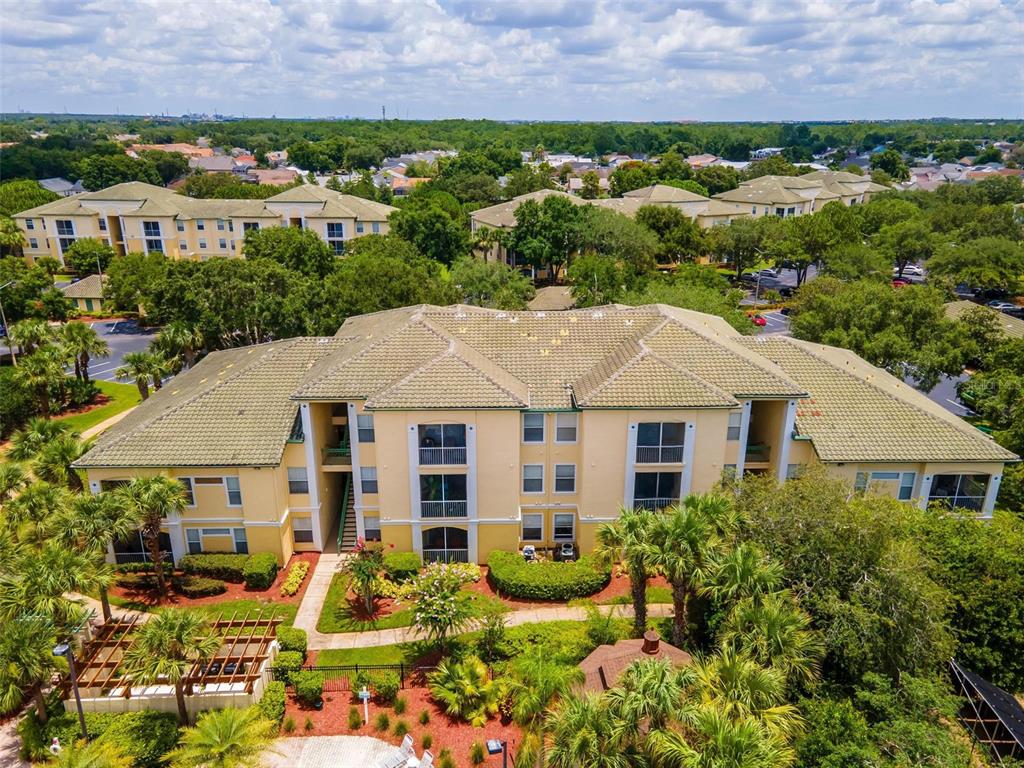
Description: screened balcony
635,422,685,464
420,474,468,518
633,471,682,511
418,424,467,465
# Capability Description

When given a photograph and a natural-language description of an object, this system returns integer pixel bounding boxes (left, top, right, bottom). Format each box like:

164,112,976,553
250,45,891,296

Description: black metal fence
271,663,437,692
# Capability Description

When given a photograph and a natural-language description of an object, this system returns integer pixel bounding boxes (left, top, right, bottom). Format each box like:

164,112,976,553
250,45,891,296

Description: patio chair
399,734,414,756
418,751,434,768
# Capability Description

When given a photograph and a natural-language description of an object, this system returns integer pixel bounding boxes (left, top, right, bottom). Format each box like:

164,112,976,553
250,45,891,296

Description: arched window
422,527,469,563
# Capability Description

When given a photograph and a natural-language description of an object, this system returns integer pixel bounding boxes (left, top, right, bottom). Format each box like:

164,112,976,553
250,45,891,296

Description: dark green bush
0,367,36,439
113,561,174,575
67,378,100,408
276,626,308,659
172,575,226,597
374,712,390,732
384,552,422,582
258,681,287,724
273,650,305,683
243,552,279,590
293,670,325,706
373,671,400,704
20,708,119,761
115,572,159,590
486,551,610,600
348,706,363,729
96,711,180,768
180,553,249,582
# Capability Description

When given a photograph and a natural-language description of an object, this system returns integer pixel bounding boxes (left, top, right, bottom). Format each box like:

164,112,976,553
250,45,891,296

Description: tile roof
75,337,349,468
622,184,710,203
945,301,1024,339
60,274,104,299
739,336,1017,463
714,180,808,206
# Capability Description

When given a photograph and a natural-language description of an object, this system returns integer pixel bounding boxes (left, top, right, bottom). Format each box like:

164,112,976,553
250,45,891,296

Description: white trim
300,403,323,550
467,423,478,521
552,511,576,542
349,403,365,540
735,401,752,477
775,400,797,481
554,412,578,444
624,423,638,508
680,422,696,496
917,474,934,510
553,463,577,494
521,512,544,542
981,473,1001,517
407,425,420,521
166,511,186,562
522,464,544,494
223,476,243,508
522,412,545,444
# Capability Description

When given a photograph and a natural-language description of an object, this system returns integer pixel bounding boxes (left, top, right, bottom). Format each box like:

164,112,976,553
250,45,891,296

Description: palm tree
7,318,53,356
115,351,153,400
0,615,59,722
120,610,221,725
116,476,188,595
61,321,110,383
543,694,632,768
605,658,684,744
0,461,27,510
155,321,204,370
164,706,277,768
48,739,132,768
34,434,92,493
147,351,173,392
508,652,584,767
0,215,26,257
718,591,822,688
4,481,70,546
17,345,71,416
595,506,655,638
704,543,783,606
643,494,738,647
8,417,73,460
0,540,99,631
649,704,792,768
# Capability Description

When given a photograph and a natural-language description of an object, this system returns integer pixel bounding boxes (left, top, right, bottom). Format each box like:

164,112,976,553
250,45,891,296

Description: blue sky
1,0,1022,120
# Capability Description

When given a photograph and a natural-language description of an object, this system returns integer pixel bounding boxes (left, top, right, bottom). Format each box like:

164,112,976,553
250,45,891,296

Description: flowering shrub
280,560,310,596
411,562,475,646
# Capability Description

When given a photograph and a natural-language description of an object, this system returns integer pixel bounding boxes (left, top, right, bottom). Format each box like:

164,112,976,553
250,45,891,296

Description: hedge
293,670,325,706
273,650,305,683
113,561,174,575
172,575,227,598
280,560,310,596
95,711,180,768
180,553,249,582
277,626,308,658
258,682,287,724
486,551,610,600
115,572,159,590
243,552,279,590
384,552,422,582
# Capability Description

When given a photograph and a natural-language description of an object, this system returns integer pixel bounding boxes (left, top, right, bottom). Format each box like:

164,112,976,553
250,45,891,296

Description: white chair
418,751,434,768
399,734,414,756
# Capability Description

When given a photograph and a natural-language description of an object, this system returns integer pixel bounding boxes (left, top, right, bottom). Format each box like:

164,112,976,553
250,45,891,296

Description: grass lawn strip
57,380,142,433
316,572,414,634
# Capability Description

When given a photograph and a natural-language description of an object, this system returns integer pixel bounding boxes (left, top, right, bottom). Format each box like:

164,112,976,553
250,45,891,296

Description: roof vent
497,312,507,319
593,311,605,319
536,312,546,318
510,317,519,324
642,631,660,655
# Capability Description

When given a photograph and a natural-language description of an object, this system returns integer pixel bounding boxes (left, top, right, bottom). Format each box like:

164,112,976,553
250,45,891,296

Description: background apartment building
74,304,1016,567
13,181,396,266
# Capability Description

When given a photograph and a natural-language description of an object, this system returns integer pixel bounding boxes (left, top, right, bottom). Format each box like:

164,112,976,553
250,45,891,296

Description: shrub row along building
74,304,1016,567
14,181,397,266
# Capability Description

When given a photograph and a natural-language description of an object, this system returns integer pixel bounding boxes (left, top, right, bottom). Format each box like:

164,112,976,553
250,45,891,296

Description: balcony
635,445,684,464
420,500,468,518
634,497,678,511
323,443,352,467
419,446,467,465
423,549,469,564
745,442,771,464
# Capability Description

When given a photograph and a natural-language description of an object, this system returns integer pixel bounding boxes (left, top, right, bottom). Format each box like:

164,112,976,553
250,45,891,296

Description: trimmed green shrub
374,712,390,732
172,575,226,597
96,711,180,768
243,552,279,590
273,650,304,683
487,551,610,600
258,681,287,724
422,733,433,750
115,572,160,590
384,552,422,582
418,709,431,725
394,695,407,715
471,742,486,766
180,553,249,582
393,719,409,737
304,716,314,731
276,626,308,658
373,671,401,704
293,670,324,706
113,561,174,575
280,560,310,596
348,706,363,729
283,716,295,734
22,709,119,760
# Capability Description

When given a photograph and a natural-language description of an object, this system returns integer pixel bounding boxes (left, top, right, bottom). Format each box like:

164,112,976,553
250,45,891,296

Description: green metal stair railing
337,473,352,552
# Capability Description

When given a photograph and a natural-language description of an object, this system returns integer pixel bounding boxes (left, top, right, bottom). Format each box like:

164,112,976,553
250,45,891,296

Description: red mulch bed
282,684,523,768
109,552,319,608
465,565,670,608
55,393,115,419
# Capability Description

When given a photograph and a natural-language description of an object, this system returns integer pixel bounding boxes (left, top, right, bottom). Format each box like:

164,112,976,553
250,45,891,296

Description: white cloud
0,0,1020,119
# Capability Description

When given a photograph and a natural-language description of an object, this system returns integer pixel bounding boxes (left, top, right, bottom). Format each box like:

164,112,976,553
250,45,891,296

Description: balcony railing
423,549,469,564
114,550,173,565
634,497,678,511
323,444,352,466
635,445,684,464
419,446,467,465
420,500,468,518
745,443,771,463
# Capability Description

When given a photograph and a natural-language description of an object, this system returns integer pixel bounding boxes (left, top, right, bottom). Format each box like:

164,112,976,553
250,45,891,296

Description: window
217,219,225,231
786,464,802,480
929,474,989,512
356,414,375,443
633,472,681,509
554,464,576,493
636,422,685,463
372,222,381,234
787,207,796,216
179,477,195,506
176,220,185,232
179,241,187,251
363,515,381,542
219,238,227,249
421,527,469,562
142,220,162,253
361,466,378,494
418,424,467,464
898,472,916,501
186,528,202,554
288,412,304,442
243,222,259,233
225,476,242,506
522,513,543,541
522,413,544,443
196,219,205,231
98,218,107,231
25,219,34,230
356,222,365,234
326,222,345,255
293,517,314,544
727,412,742,441
555,413,578,443
854,472,869,493
100,478,130,492
29,238,38,249
198,239,207,249
287,467,309,494
420,474,468,517
553,513,575,541
522,464,543,493
228,221,234,232
56,219,75,253
233,528,248,554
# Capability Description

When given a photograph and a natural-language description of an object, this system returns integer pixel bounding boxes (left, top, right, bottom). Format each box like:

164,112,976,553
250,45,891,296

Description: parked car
895,265,925,277
779,306,793,316
751,314,768,327
987,300,1018,312
557,542,577,562
756,268,779,278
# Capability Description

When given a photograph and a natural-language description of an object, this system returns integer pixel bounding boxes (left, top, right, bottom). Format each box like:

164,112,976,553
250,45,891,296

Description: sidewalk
292,552,344,649
81,407,137,439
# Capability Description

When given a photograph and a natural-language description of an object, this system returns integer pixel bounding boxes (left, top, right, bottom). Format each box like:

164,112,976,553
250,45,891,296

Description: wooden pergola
70,610,281,699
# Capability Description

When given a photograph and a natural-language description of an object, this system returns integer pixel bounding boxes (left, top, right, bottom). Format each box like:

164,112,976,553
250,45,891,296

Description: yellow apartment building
713,171,891,218
13,182,396,267
74,304,1017,566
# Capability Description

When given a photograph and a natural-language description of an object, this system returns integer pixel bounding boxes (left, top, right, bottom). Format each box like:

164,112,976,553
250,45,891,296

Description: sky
1,0,1022,121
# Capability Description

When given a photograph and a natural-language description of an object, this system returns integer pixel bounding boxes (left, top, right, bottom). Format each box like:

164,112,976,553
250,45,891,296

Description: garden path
0,716,29,768
262,734,405,768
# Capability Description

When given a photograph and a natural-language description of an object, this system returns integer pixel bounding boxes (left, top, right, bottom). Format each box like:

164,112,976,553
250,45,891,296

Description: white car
894,265,925,277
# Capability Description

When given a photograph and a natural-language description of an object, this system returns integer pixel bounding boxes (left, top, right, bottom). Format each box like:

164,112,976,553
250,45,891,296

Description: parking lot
65,318,160,383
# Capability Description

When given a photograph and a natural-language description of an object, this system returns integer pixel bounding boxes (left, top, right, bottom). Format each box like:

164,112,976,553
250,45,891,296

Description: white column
300,403,324,550
680,422,697,497
466,424,478,521
624,423,638,508
775,400,797,481
468,521,479,564
735,401,752,478
165,512,186,564
349,403,365,530
981,473,1002,518
917,474,934,510
407,425,420,521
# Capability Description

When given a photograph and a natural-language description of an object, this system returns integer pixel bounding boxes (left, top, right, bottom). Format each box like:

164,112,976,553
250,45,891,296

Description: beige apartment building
713,171,890,218
14,182,396,266
74,304,1017,567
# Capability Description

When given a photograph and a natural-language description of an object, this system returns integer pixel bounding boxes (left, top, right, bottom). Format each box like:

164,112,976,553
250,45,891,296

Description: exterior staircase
338,474,358,552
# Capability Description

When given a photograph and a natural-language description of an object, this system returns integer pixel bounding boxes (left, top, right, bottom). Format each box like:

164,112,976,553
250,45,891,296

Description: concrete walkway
80,406,137,439
263,735,404,768
292,552,344,649
0,717,29,768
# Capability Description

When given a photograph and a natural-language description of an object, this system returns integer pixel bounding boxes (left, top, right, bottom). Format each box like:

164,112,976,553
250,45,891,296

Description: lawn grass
316,645,412,666
598,584,674,605
107,595,298,627
317,572,414,633
57,380,142,434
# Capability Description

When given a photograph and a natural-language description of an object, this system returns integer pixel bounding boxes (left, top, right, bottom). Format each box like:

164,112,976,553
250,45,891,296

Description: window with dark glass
636,422,685,463
418,424,467,464
633,472,682,509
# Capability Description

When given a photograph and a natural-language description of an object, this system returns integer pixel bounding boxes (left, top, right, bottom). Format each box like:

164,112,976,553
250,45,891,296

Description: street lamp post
53,643,87,741
0,279,17,366
486,738,508,768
